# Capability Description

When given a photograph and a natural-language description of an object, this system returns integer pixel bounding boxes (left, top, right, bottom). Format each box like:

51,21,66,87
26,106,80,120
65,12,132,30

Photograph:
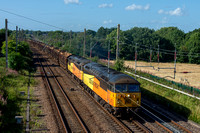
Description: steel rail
46,50,151,133
37,54,68,133
132,120,151,133
62,69,135,133
44,58,89,133
81,87,132,133
142,101,192,133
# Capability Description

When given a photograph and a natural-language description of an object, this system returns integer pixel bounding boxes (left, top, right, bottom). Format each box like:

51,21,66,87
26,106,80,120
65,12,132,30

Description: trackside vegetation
126,68,200,124
0,36,37,131
33,25,200,124
33,26,200,64
0,57,37,132
1,40,35,73
99,60,200,124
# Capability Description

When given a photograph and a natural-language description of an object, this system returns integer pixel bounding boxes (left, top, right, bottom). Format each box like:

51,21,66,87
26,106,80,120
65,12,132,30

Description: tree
1,40,16,55
106,29,126,59
97,27,107,38
155,27,185,49
1,40,34,72
8,52,27,71
114,59,125,71
1,40,32,58
184,32,200,64
0,29,12,53
86,30,96,38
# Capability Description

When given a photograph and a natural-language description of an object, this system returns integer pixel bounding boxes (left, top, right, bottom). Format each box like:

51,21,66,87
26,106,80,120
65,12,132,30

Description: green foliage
1,40,35,72
0,64,36,132
1,40,16,55
185,32,200,64
114,59,125,71
86,29,96,37
155,27,185,48
32,26,200,64
0,29,12,52
91,56,99,62
8,52,31,72
96,27,116,38
139,78,200,124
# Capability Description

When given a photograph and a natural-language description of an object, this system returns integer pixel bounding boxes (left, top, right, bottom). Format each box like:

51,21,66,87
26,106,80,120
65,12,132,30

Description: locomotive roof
68,55,90,66
84,62,139,85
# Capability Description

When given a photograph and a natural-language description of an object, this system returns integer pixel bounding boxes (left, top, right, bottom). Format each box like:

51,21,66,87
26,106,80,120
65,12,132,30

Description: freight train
29,40,141,116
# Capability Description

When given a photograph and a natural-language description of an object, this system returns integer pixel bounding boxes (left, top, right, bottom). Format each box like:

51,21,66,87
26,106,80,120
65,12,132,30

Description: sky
0,0,199,33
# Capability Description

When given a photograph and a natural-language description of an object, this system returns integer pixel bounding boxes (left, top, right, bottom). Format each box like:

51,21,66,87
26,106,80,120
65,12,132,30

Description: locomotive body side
32,40,141,115
67,55,141,115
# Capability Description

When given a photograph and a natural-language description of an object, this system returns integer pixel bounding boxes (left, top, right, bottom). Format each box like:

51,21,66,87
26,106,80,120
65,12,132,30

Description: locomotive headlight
127,94,130,98
117,99,121,104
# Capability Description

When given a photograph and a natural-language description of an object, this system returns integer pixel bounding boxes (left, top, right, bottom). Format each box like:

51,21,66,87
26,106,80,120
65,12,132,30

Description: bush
91,56,99,63
1,40,35,73
114,59,125,71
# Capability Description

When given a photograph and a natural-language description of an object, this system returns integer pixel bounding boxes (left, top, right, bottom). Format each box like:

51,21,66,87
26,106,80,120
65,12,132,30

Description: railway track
40,49,151,132
141,101,192,133
37,53,89,133
32,44,193,133
47,55,151,133
48,57,133,133
32,46,135,132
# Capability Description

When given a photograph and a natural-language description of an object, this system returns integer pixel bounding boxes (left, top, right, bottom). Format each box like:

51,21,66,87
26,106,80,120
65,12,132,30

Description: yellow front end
106,90,141,108
114,93,141,108
68,62,73,73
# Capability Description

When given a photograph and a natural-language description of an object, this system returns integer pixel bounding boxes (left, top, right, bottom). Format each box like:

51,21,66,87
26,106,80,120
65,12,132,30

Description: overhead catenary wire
0,8,65,31
3,8,196,59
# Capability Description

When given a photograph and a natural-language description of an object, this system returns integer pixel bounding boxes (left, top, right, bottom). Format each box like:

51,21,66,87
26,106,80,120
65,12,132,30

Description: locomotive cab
115,84,141,107
107,74,141,116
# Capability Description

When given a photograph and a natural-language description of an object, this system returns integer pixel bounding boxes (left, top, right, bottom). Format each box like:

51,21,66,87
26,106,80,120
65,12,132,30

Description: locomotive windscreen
115,84,140,93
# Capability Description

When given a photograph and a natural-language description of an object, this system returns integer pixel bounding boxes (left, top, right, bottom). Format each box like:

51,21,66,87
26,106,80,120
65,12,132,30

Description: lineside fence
125,67,200,98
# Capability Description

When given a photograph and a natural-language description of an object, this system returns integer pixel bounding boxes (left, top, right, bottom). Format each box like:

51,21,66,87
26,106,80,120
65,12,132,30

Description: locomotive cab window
115,84,127,92
115,84,140,93
128,84,140,92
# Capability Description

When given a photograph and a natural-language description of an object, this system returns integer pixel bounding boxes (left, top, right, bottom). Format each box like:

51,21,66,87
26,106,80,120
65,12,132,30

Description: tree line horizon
1,26,200,64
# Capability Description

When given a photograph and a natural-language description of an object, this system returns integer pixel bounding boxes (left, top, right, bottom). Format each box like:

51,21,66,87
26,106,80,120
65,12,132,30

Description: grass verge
0,57,38,132
138,78,200,124
99,59,200,124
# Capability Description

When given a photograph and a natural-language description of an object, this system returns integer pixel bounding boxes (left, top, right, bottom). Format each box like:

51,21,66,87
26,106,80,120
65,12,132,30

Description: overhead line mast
116,24,120,60
5,19,8,68
83,28,86,57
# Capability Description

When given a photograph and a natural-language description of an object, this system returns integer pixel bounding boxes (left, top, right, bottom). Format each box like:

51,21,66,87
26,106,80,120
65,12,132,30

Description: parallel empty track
37,53,89,133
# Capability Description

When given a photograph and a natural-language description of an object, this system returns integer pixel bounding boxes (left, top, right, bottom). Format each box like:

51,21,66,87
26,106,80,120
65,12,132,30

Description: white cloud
99,3,113,8
103,20,112,24
161,17,168,24
158,9,164,14
158,8,183,16
169,8,182,16
125,4,150,11
64,0,81,5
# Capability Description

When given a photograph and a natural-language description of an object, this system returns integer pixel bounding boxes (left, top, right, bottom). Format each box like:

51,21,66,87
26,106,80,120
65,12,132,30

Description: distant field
124,61,200,89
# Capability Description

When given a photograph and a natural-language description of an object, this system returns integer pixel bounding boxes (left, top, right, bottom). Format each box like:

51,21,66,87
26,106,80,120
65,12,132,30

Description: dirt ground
124,61,200,89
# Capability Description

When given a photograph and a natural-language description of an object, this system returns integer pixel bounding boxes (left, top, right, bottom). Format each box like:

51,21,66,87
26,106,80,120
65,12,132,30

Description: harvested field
107,60,200,89
125,61,200,89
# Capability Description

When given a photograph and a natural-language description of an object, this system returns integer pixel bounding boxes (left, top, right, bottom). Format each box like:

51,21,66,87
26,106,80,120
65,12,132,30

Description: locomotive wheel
99,99,106,106
104,104,112,113
94,94,100,102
